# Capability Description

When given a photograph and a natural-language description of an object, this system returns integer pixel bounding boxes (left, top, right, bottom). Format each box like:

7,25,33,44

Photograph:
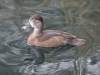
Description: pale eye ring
33,19,35,22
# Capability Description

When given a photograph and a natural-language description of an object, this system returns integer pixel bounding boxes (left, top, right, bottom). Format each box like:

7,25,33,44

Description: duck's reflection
24,46,45,65
19,45,75,74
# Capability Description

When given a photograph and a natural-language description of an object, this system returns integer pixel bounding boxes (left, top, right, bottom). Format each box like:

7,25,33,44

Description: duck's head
22,15,43,30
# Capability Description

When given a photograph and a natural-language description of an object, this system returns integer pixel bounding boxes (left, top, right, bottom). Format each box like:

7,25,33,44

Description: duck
22,15,85,47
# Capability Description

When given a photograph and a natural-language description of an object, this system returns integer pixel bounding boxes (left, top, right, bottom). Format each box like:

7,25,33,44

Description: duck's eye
33,19,35,22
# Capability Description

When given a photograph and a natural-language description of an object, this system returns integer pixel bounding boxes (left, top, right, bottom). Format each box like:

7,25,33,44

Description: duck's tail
71,38,86,46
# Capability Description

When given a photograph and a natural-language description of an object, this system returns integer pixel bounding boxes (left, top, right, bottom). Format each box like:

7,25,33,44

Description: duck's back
27,30,85,47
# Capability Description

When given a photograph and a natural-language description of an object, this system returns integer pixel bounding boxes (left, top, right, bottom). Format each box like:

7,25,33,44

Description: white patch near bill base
21,26,27,29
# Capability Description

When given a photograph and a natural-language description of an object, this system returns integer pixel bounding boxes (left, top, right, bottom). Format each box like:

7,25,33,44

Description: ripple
14,0,44,6
34,7,61,15
0,0,4,3
18,62,57,74
8,38,27,49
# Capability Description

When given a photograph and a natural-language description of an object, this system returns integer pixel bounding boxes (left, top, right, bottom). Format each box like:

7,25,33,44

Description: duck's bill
21,22,30,29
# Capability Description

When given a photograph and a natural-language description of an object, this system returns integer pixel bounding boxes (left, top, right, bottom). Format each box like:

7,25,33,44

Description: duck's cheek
29,21,33,27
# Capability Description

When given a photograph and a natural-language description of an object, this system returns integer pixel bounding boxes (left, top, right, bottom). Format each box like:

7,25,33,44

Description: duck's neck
33,28,43,36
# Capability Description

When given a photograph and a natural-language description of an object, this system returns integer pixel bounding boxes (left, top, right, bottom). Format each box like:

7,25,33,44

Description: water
0,0,100,75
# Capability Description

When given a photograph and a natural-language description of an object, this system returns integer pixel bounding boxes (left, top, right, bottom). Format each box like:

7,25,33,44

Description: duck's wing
38,30,76,42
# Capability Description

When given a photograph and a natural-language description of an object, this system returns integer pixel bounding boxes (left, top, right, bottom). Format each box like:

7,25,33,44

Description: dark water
0,0,100,75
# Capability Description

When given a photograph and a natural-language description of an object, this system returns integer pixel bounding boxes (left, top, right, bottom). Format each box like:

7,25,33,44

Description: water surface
0,0,100,75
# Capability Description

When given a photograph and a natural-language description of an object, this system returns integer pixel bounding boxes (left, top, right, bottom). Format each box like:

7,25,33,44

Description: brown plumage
22,15,86,47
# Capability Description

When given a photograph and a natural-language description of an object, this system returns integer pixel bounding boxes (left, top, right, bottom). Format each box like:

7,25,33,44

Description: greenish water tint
0,0,100,75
